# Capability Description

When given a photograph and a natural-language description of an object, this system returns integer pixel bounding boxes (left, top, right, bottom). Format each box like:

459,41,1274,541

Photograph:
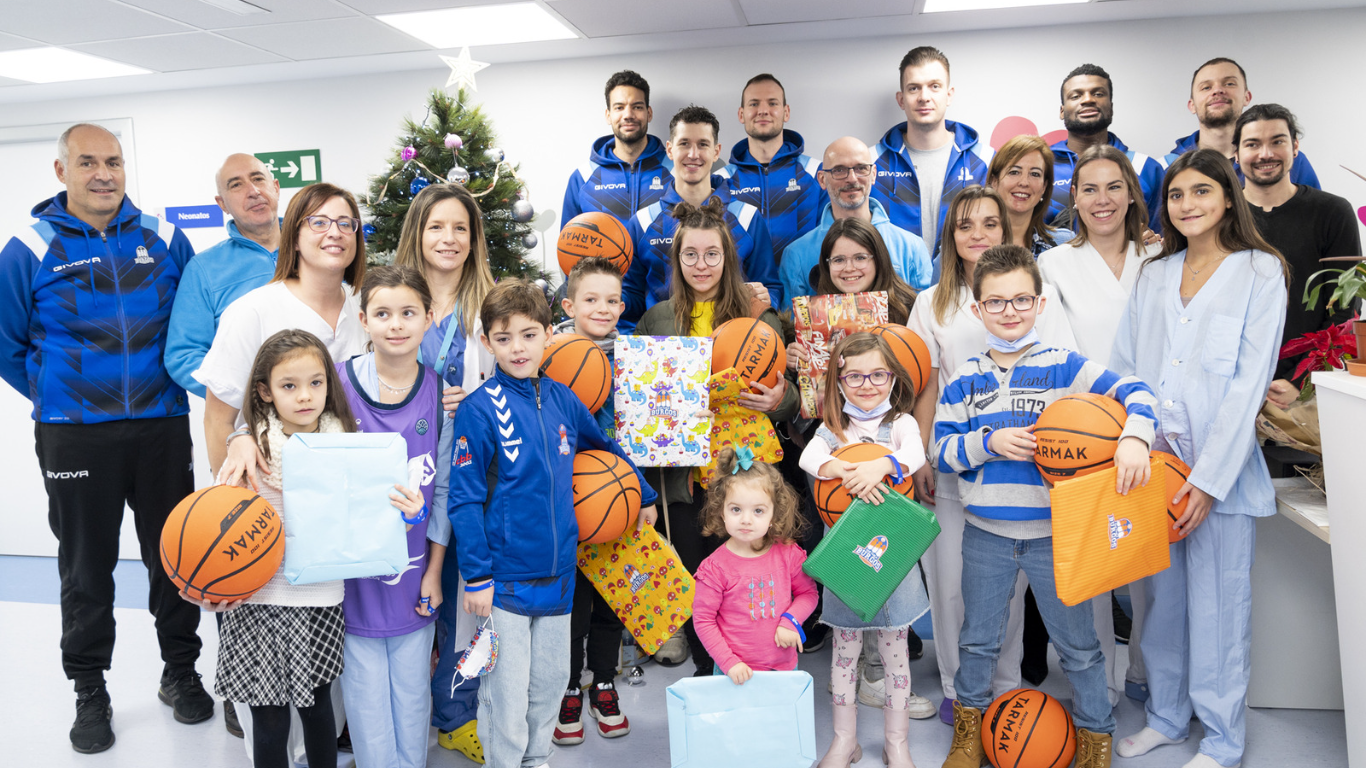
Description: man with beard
562,70,674,223
1169,58,1320,188
779,136,931,305
1047,64,1167,232
717,74,826,261
1236,104,1359,389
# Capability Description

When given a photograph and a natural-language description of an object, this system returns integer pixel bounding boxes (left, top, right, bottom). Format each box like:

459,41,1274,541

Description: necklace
377,374,414,393
1184,253,1226,276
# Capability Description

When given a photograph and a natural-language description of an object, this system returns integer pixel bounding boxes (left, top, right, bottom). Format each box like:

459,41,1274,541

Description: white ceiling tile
0,76,33,87
1,0,192,44
119,0,356,30
0,33,43,52
338,0,510,13
547,0,746,37
216,17,430,60
738,0,916,25
72,32,289,72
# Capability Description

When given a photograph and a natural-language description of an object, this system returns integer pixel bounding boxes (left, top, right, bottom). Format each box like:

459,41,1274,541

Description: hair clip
732,446,755,473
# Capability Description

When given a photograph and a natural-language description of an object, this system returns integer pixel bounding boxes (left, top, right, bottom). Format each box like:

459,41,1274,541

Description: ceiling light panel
922,0,1089,11
377,2,578,48
0,47,152,83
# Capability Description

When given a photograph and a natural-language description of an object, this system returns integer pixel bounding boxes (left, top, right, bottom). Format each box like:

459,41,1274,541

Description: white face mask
450,617,498,696
984,328,1040,354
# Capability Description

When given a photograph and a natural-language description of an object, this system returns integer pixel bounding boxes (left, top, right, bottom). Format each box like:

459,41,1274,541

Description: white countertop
1274,476,1330,544
1313,369,1366,399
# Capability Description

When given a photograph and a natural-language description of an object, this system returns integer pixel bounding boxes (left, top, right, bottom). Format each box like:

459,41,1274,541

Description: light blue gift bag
666,670,816,768
282,432,410,585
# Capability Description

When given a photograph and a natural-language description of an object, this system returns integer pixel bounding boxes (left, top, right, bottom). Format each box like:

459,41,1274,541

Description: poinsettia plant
1279,318,1358,399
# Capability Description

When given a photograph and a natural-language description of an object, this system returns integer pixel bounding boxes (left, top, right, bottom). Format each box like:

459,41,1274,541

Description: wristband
981,427,1000,457
225,426,251,448
401,504,429,524
465,580,494,593
780,613,807,643
887,457,905,485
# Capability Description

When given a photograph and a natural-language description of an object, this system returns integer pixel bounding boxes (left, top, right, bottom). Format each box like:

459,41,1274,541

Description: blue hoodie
621,176,782,328
446,367,657,616
0,193,194,423
1166,129,1321,189
716,130,828,259
871,120,993,258
562,135,674,224
1048,133,1168,232
779,198,932,310
165,219,278,397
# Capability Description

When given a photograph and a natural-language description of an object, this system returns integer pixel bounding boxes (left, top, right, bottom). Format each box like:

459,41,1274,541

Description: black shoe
1112,592,1133,645
338,722,353,753
692,665,714,677
223,700,244,738
799,622,830,654
1021,661,1049,687
71,686,114,754
158,666,214,724
907,626,924,660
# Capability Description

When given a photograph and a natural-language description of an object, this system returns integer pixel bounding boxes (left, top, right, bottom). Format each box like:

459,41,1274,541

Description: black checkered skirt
214,604,346,707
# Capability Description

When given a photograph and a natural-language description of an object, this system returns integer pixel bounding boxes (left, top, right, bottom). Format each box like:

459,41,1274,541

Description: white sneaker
857,668,886,707
652,630,689,667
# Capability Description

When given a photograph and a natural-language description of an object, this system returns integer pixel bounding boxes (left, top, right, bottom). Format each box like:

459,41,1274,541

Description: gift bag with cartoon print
614,335,713,467
578,524,695,655
695,367,783,487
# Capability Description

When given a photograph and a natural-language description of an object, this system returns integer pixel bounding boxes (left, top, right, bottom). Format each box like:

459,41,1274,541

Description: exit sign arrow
253,149,322,188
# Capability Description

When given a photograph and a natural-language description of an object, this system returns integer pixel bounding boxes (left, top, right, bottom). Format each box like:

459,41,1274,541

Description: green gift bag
802,486,941,622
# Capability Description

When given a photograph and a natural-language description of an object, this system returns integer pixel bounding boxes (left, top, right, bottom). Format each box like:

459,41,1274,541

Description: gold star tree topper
440,47,490,92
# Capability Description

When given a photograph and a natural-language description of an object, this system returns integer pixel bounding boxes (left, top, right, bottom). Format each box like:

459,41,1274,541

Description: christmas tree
363,88,545,281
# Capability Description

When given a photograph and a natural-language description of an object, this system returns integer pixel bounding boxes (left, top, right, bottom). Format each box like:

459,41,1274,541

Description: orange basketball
541,333,612,413
870,324,931,395
814,442,915,527
160,486,283,603
1034,393,1127,481
1152,451,1192,543
983,688,1077,768
556,212,633,277
710,318,785,391
572,450,641,544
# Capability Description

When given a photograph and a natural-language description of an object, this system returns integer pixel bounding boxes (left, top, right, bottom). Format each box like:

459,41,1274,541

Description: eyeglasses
304,215,361,235
825,164,874,180
839,370,893,387
679,249,723,267
978,295,1038,314
828,253,872,268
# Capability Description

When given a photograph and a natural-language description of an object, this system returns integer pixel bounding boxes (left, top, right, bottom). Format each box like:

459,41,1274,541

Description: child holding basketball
692,446,818,683
933,244,1158,768
798,331,933,767
447,279,657,768
550,255,635,745
634,198,798,677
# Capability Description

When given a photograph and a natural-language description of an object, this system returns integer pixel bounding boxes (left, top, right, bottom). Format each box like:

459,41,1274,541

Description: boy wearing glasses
932,244,1156,768
780,136,932,307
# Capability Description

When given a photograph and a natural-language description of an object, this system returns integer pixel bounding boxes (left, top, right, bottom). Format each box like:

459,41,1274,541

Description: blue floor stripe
0,555,151,609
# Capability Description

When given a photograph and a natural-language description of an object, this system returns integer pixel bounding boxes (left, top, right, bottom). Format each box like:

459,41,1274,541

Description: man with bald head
166,153,281,396
0,123,204,753
778,136,932,308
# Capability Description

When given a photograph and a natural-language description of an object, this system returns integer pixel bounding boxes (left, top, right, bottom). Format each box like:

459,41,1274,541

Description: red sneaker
551,688,584,746
589,681,631,738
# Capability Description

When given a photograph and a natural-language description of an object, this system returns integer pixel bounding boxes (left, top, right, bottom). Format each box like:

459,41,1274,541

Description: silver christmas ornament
511,199,535,223
485,147,505,162
522,232,540,249
448,166,470,184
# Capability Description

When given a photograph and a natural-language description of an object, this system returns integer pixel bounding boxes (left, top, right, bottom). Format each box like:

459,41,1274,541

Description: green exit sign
254,149,322,188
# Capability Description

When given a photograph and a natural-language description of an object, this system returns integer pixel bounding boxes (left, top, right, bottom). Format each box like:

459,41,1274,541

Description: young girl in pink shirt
692,447,818,685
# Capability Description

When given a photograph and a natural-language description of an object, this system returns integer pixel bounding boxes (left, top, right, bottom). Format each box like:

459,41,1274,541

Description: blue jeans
477,608,571,768
954,523,1115,734
340,624,436,768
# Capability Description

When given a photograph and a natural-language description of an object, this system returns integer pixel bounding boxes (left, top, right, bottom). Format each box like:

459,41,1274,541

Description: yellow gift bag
695,367,783,486
577,525,695,655
1050,459,1171,607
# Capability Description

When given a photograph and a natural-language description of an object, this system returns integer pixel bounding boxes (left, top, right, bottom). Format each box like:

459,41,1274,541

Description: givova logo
46,470,89,479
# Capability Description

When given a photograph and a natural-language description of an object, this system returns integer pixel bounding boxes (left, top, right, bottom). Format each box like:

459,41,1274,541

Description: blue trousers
340,624,437,768
1138,512,1255,767
432,544,480,731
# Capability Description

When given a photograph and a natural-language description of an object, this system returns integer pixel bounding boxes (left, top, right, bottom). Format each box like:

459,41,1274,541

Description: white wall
3,7,1364,557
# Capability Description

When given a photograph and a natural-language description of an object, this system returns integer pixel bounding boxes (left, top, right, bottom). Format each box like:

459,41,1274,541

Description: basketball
711,317,785,391
1033,393,1127,481
160,486,283,603
982,688,1077,768
870,324,931,395
1153,451,1193,543
572,450,642,544
813,442,916,527
557,211,633,277
541,333,612,413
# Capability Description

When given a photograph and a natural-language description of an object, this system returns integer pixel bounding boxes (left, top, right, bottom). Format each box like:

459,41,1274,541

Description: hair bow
732,446,756,474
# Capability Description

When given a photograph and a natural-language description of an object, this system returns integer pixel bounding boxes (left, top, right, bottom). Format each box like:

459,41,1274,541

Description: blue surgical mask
842,380,895,421
984,328,1040,354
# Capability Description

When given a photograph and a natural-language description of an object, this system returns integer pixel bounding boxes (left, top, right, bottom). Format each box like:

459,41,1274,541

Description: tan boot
881,706,915,767
941,701,987,768
1073,729,1113,768
818,703,863,767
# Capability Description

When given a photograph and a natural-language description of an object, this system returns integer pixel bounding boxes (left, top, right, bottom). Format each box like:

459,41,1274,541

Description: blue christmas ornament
410,176,431,195
362,224,377,240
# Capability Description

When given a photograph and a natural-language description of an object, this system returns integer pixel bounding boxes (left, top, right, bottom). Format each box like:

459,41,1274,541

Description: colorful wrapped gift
614,335,713,467
578,524,694,655
695,367,782,486
791,291,888,418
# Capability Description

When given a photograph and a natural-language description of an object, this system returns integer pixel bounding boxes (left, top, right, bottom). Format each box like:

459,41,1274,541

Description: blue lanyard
419,311,464,384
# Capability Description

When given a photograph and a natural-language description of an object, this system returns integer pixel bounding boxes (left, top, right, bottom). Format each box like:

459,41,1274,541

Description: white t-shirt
194,281,367,409
907,141,952,248
1037,240,1160,368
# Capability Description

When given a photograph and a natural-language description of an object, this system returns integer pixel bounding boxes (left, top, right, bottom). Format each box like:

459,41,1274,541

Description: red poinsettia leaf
1280,336,1317,358
1292,357,1319,382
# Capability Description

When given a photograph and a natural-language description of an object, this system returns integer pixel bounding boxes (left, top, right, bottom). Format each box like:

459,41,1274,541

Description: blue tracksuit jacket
871,120,993,258
1166,129,1321,189
0,193,194,423
562,135,674,223
716,130,828,260
1048,134,1168,232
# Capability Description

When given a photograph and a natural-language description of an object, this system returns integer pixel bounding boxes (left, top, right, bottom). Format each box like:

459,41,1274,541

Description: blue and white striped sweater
933,345,1157,522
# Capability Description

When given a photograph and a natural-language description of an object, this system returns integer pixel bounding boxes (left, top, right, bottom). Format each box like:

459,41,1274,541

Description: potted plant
1303,256,1366,375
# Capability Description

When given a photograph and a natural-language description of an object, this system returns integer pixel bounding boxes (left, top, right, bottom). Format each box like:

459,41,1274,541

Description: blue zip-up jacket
446,368,657,614
871,120,993,258
0,193,195,423
779,198,932,310
1166,129,1320,189
621,176,782,328
1048,134,1167,233
716,130,828,259
562,135,674,223
165,219,278,397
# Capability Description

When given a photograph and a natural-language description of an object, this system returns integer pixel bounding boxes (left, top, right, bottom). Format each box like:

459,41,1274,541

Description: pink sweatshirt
692,540,819,675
